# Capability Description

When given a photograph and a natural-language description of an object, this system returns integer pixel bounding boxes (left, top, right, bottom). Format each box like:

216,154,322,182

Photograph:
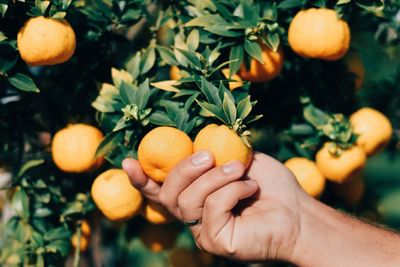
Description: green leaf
151,80,180,92
46,240,71,257
12,188,29,219
237,96,252,120
119,81,136,105
18,159,45,177
0,3,8,17
92,0,113,19
355,0,384,13
8,73,39,93
126,52,141,80
204,25,242,37
244,40,263,64
45,227,71,241
95,130,123,158
174,48,201,69
156,46,178,65
229,45,244,76
337,0,351,4
140,47,156,75
149,111,176,126
277,0,306,9
136,79,151,110
200,77,222,105
185,15,227,27
222,92,237,124
0,55,18,73
303,104,331,128
267,33,280,52
196,100,228,124
186,29,200,51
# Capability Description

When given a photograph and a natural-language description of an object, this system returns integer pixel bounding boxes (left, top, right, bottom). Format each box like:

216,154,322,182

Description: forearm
291,196,400,267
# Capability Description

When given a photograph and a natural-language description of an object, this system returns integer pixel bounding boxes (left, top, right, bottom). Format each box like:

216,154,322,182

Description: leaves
244,40,263,64
8,73,40,93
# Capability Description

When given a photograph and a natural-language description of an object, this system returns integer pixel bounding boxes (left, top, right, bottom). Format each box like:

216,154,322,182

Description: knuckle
204,194,218,211
177,193,188,209
158,190,169,207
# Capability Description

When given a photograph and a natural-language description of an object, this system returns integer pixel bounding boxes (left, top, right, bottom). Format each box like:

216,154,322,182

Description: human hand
122,151,311,262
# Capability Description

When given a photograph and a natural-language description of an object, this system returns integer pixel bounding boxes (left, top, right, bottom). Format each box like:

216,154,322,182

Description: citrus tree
0,0,399,266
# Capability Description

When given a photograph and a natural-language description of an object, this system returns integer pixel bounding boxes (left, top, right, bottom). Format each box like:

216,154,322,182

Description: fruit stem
72,222,82,267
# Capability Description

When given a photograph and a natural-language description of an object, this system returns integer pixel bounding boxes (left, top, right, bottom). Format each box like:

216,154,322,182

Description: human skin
122,151,400,266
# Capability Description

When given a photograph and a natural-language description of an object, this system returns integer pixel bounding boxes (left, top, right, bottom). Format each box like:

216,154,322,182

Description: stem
72,223,82,267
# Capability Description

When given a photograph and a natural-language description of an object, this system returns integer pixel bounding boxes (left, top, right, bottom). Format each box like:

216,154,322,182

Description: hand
123,151,310,262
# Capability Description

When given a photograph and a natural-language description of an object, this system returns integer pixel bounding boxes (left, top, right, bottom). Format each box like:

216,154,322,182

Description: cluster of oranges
285,108,393,204
170,8,362,90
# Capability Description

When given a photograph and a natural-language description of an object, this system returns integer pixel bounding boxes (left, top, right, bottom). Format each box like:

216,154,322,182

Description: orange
332,174,364,206
170,66,182,80
71,220,91,252
344,52,365,90
239,44,284,83
221,68,243,90
288,8,350,60
284,157,325,198
139,224,179,252
350,108,393,156
17,16,76,66
138,127,193,183
51,124,104,173
316,142,366,183
71,234,89,252
142,200,174,224
91,169,143,221
193,124,252,168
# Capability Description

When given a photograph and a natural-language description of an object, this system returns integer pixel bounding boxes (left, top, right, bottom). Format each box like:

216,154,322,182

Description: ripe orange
288,8,350,60
138,127,193,183
17,16,76,66
170,66,182,80
221,68,243,90
316,142,366,183
350,108,393,156
139,224,179,252
284,157,326,198
142,200,174,224
71,220,91,252
51,124,104,173
344,52,365,90
193,124,252,168
332,174,364,206
71,234,89,252
91,169,143,221
239,44,284,83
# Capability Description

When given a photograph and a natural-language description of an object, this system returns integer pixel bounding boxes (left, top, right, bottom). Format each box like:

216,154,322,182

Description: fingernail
222,161,241,174
191,151,211,166
244,180,257,187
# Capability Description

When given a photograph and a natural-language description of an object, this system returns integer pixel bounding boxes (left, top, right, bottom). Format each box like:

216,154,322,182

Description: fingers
122,158,161,202
158,151,214,217
197,180,259,253
178,161,246,222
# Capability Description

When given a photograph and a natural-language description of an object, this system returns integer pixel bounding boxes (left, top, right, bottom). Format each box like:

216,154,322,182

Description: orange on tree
71,220,91,252
139,224,179,252
142,199,174,224
17,16,76,66
138,127,193,183
170,65,182,80
350,107,393,156
316,142,366,183
239,43,284,83
221,68,243,90
193,124,252,168
91,169,143,221
332,174,365,206
284,157,326,198
288,8,350,60
51,124,104,173
344,52,365,90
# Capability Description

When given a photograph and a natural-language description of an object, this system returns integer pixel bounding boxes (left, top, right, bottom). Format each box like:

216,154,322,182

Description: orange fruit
139,224,179,252
350,108,393,156
80,220,91,237
288,8,350,60
316,142,366,183
91,169,143,221
71,234,89,252
51,124,104,173
221,68,243,90
142,200,174,224
170,66,182,80
344,52,365,90
17,16,76,66
193,124,252,168
239,44,284,83
332,174,364,206
284,157,325,198
138,127,193,183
